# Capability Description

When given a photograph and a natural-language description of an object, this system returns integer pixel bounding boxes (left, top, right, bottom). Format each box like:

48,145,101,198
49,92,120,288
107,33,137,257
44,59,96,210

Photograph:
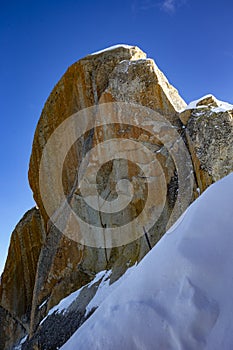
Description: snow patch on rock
185,94,233,113
90,44,135,56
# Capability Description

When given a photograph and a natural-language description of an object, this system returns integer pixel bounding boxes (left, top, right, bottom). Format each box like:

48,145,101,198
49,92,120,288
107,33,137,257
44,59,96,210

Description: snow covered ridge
90,44,135,56
185,94,233,113
61,173,233,350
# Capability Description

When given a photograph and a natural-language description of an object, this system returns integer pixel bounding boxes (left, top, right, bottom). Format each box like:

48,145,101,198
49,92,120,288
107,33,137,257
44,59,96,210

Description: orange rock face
28,46,148,225
0,207,45,350
2,45,232,350
26,45,188,335
5,46,232,350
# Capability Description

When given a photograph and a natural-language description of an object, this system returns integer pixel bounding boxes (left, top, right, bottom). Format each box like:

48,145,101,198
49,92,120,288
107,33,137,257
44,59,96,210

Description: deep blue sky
0,0,233,272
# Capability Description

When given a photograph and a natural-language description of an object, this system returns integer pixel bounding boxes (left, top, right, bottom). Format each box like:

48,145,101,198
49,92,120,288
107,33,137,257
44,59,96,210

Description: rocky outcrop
1,45,232,350
28,45,186,225
180,95,233,192
27,45,189,336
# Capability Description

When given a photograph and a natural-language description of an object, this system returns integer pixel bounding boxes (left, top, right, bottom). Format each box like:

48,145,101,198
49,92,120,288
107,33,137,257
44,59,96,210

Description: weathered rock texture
0,306,26,350
22,279,100,350
29,46,147,224
28,45,186,224
27,45,188,337
0,208,45,349
180,95,233,193
0,45,232,350
0,208,45,327
100,58,186,125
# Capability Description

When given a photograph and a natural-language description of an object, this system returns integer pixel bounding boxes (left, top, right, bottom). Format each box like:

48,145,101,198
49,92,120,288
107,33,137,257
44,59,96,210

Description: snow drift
61,173,233,350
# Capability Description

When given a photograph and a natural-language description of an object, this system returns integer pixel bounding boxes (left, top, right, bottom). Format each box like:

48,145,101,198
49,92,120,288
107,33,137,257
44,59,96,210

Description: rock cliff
0,208,45,349
28,45,189,337
0,45,232,350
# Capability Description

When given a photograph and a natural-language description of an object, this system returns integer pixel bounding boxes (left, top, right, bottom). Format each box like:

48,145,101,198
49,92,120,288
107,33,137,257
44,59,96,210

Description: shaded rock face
0,45,232,350
22,280,100,350
181,96,233,192
0,306,26,350
0,208,44,349
0,208,45,331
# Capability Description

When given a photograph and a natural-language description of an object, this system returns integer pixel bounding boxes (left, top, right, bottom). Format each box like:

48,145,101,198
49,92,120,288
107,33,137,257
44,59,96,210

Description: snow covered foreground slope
61,173,233,350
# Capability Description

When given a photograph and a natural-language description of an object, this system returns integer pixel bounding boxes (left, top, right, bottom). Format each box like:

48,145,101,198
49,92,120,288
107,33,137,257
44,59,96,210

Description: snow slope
61,173,233,350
